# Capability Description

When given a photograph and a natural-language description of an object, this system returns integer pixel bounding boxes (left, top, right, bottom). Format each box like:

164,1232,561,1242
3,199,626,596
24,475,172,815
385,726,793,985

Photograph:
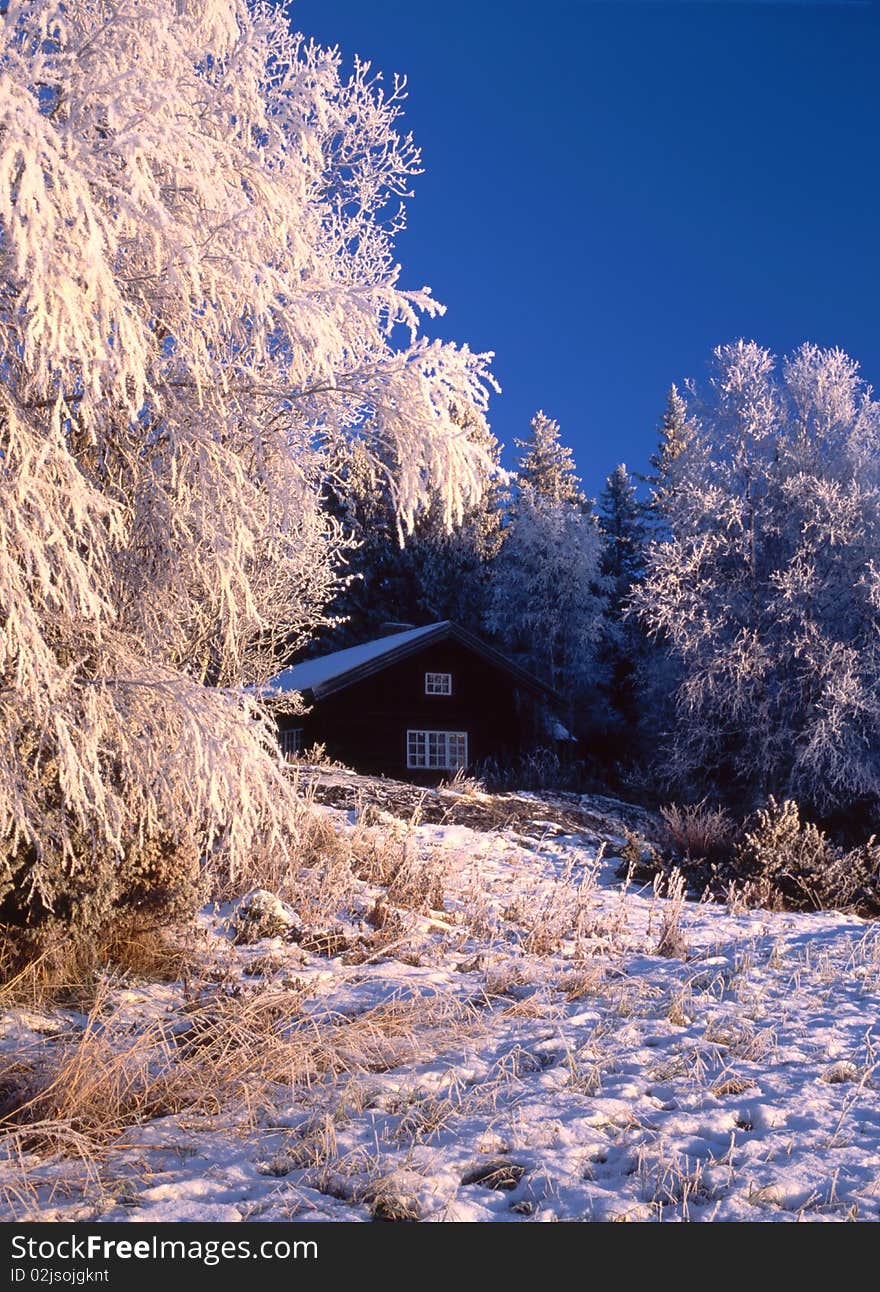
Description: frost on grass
3,775,880,1224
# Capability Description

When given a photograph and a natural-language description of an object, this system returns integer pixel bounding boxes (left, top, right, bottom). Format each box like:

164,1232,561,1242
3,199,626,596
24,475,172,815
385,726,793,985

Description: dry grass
654,869,689,960
519,861,598,958
349,818,449,916
211,778,351,908
1,983,483,1162
0,919,196,1010
660,800,737,863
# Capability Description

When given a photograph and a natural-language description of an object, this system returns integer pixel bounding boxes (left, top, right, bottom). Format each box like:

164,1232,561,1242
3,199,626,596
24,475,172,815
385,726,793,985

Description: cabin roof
263,621,559,703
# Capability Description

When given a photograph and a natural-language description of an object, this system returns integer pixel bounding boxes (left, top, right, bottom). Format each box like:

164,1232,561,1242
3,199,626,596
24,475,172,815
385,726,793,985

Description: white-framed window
406,729,468,771
425,671,452,695
280,727,304,759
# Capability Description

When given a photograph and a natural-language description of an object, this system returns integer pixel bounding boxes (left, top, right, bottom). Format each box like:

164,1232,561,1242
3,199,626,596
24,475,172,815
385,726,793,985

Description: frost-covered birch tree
0,0,497,935
633,341,880,815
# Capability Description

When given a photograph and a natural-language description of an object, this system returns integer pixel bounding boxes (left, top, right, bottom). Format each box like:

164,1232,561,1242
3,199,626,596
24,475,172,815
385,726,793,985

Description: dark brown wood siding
277,638,543,780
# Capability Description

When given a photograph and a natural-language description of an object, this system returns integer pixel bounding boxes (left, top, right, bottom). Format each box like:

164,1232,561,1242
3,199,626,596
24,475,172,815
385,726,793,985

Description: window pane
407,730,426,767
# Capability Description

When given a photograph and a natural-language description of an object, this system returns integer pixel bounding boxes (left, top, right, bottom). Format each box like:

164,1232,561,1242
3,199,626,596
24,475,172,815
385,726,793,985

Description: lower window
280,727,304,759
406,729,468,771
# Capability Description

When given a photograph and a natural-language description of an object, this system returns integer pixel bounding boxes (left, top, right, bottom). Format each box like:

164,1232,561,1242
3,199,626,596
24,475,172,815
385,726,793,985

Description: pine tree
319,413,505,647
643,384,694,523
598,464,647,597
596,464,649,746
403,417,506,626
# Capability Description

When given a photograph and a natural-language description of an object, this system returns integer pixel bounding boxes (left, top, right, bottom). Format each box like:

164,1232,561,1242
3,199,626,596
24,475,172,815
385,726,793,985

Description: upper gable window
425,672,452,695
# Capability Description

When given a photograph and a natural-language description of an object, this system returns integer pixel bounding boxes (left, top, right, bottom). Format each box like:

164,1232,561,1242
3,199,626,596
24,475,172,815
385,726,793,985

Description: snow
265,623,449,696
551,720,574,741
4,774,880,1223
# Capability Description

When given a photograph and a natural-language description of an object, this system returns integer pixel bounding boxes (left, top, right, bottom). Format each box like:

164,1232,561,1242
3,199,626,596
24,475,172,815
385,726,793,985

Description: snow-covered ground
3,775,880,1223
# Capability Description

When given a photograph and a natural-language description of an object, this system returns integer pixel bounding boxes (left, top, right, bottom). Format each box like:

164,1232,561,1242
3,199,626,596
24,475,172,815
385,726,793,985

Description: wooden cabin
266,621,561,781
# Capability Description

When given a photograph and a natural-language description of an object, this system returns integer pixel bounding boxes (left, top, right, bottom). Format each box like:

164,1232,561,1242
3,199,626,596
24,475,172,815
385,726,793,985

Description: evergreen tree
319,414,505,648
403,418,506,626
516,411,586,508
487,416,607,733
643,384,694,525
597,464,650,749
598,464,647,597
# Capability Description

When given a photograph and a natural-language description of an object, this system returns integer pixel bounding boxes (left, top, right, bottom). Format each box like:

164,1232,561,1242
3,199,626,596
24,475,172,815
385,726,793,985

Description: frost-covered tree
597,464,649,743
487,417,606,729
598,464,647,598
641,384,694,527
633,341,880,815
516,411,586,508
0,0,497,936
401,417,506,626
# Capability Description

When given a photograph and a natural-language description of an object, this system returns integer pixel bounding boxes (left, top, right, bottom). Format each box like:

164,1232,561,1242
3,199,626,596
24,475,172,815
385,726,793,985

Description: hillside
2,770,879,1223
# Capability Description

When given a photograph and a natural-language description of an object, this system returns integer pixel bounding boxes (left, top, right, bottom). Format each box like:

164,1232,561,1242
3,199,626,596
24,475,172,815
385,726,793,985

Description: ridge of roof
263,620,558,703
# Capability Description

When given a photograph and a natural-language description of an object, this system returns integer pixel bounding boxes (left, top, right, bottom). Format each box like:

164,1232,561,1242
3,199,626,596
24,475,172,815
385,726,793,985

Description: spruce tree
598,464,647,597
597,465,650,756
487,414,607,734
643,384,694,524
320,414,505,648
516,411,587,508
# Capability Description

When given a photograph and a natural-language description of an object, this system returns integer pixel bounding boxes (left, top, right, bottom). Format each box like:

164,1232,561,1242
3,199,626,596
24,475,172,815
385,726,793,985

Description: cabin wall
277,639,542,781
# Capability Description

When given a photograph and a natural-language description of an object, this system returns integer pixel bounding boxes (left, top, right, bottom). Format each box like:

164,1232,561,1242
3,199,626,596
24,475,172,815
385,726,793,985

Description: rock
461,1159,527,1191
230,888,301,945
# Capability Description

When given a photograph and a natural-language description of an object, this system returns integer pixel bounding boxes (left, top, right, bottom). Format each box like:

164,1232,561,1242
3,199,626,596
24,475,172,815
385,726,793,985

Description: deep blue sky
293,0,880,496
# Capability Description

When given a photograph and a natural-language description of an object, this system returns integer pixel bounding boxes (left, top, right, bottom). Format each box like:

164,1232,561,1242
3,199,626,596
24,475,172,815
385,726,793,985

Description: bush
733,797,880,914
0,813,204,950
477,747,586,793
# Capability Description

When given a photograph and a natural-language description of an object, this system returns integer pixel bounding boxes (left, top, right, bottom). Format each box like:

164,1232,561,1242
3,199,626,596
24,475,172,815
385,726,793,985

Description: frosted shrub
0,750,204,938
733,798,880,914
478,747,585,793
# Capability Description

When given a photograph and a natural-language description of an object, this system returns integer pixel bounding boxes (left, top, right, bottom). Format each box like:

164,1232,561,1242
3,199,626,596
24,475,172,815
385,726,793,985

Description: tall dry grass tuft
660,800,737,863
654,868,689,960
0,919,196,1009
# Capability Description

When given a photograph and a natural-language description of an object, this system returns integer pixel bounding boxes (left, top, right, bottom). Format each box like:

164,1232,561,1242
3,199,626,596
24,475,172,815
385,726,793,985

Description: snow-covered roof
262,620,559,703
265,623,447,698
